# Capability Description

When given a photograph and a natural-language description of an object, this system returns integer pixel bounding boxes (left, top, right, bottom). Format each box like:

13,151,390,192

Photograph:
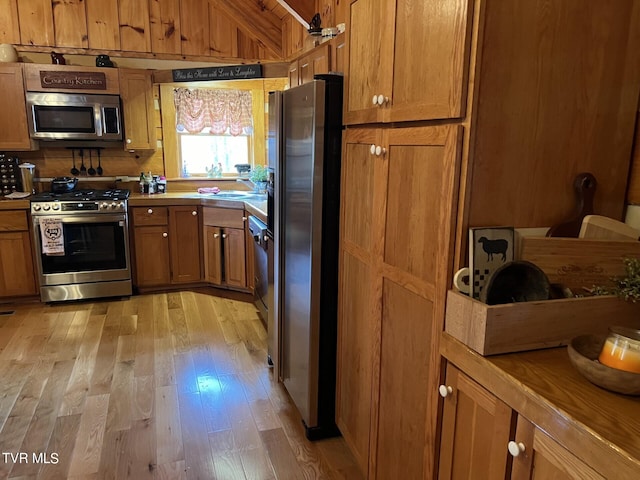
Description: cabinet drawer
0,210,28,231
203,207,245,228
132,206,169,226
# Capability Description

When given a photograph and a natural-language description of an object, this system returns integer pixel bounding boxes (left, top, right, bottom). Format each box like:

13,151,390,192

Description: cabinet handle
147,208,153,214
192,210,197,216
162,232,168,238
370,144,376,155
508,441,526,457
263,235,269,242
376,94,389,105
222,233,228,239
242,216,247,221
126,138,132,144
214,233,220,238
438,385,453,398
375,146,386,156
371,95,379,106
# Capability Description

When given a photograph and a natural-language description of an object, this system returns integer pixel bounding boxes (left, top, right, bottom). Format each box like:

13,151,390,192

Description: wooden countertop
440,332,640,478
0,199,30,210
128,192,267,223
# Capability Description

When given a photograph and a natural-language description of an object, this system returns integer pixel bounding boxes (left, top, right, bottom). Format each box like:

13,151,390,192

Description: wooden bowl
567,334,640,395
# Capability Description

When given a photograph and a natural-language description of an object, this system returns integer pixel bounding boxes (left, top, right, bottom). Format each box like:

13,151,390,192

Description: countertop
128,192,267,223
0,198,30,210
440,332,640,477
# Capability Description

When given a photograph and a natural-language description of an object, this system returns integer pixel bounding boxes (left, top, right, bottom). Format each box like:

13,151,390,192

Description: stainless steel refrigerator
268,75,343,440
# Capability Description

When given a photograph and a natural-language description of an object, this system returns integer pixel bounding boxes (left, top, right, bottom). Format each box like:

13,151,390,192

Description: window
174,88,253,177
179,131,250,177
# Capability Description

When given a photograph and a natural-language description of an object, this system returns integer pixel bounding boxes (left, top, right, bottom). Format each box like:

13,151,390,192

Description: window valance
174,88,253,135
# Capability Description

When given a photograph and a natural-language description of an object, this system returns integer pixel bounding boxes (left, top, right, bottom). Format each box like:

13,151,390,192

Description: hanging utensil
96,148,103,176
70,149,79,176
88,149,96,176
79,149,87,175
546,172,597,238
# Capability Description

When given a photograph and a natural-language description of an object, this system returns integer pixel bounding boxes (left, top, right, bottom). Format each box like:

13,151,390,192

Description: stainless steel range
31,189,132,302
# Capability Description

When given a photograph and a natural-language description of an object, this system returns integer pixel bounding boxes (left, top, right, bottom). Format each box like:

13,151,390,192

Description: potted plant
249,164,268,193
593,257,640,302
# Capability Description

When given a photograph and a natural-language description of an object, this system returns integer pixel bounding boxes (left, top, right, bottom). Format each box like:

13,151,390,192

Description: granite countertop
128,192,267,223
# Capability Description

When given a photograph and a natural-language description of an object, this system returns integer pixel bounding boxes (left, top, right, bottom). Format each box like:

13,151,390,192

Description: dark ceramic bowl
481,260,550,305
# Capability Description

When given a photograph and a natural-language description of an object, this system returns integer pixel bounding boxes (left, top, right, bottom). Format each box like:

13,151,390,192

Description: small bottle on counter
139,172,145,193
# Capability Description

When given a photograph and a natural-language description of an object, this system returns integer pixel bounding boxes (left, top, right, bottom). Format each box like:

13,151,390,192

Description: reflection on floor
0,291,362,479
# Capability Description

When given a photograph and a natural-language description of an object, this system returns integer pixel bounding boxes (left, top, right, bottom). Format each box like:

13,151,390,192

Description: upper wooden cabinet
0,64,33,151
344,0,473,125
289,43,332,88
119,69,156,151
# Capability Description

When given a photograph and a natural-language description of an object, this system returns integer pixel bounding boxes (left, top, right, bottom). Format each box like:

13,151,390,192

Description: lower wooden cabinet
203,207,247,289
131,205,202,287
438,364,514,479
439,363,609,480
0,210,37,297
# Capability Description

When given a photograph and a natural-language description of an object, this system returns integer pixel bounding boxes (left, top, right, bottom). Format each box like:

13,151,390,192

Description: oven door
33,213,131,286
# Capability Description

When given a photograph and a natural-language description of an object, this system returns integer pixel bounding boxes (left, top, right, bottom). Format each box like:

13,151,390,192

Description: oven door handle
34,214,127,225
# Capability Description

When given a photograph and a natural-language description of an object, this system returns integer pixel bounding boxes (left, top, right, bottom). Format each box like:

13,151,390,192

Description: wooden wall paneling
468,0,640,228
119,0,152,52
276,0,314,27
0,0,21,44
179,0,210,57
319,0,335,29
282,15,305,58
211,0,283,57
149,0,181,54
85,0,121,50
237,30,261,60
17,0,55,46
209,7,238,58
52,0,88,48
625,111,640,204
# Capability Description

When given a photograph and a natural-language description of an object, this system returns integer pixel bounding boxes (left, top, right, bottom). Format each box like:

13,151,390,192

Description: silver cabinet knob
192,210,197,216
162,232,168,238
438,385,453,398
147,208,153,214
508,441,526,457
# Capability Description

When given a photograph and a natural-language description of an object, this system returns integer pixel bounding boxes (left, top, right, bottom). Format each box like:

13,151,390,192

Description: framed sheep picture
469,226,515,301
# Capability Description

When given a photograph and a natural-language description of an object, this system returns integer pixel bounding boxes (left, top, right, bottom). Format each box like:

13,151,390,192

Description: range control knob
33,204,41,211
118,202,124,210
51,203,60,211
43,204,50,211
100,202,109,210
110,202,117,209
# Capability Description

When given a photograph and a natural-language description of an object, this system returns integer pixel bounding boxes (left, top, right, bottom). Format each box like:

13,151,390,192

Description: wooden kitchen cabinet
0,64,34,151
0,210,37,298
337,125,462,477
119,68,156,151
438,364,514,479
131,205,202,287
298,43,330,85
510,416,604,480
203,207,247,289
344,0,472,125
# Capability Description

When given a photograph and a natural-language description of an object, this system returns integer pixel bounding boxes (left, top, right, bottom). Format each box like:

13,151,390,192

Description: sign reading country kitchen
172,64,263,82
39,71,107,90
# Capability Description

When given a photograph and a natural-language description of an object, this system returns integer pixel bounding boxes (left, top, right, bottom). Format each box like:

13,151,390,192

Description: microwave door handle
95,105,104,137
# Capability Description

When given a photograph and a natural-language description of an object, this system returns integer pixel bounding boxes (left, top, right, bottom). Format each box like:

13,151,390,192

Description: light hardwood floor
0,291,363,479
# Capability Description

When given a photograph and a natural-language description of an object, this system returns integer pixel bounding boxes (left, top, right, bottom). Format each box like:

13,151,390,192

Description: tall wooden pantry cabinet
336,0,640,478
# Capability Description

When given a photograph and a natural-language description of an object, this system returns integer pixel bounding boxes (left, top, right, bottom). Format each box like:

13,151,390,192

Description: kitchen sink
201,190,265,200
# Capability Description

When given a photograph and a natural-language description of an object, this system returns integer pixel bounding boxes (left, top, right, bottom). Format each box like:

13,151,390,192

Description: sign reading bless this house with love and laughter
172,65,263,82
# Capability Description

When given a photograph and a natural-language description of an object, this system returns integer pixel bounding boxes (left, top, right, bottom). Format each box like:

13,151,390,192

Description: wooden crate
445,290,640,355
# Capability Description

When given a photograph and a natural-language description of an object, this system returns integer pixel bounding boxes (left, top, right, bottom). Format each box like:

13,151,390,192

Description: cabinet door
288,60,300,88
389,0,472,122
0,64,33,151
133,226,171,286
299,44,330,85
223,227,246,288
511,416,604,480
119,68,155,151
439,364,514,480
337,128,381,474
204,226,223,285
344,0,393,124
0,231,37,297
374,125,462,479
169,206,202,283
330,35,346,74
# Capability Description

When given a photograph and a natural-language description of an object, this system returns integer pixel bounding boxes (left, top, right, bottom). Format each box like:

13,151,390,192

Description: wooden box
445,290,640,355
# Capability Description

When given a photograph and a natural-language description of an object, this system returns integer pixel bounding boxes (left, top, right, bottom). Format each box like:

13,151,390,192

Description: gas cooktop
31,189,131,202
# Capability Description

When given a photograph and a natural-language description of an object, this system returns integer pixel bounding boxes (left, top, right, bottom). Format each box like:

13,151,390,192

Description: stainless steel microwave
26,92,123,142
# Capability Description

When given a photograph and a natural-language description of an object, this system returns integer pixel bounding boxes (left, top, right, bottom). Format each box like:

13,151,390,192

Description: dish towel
39,217,65,255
